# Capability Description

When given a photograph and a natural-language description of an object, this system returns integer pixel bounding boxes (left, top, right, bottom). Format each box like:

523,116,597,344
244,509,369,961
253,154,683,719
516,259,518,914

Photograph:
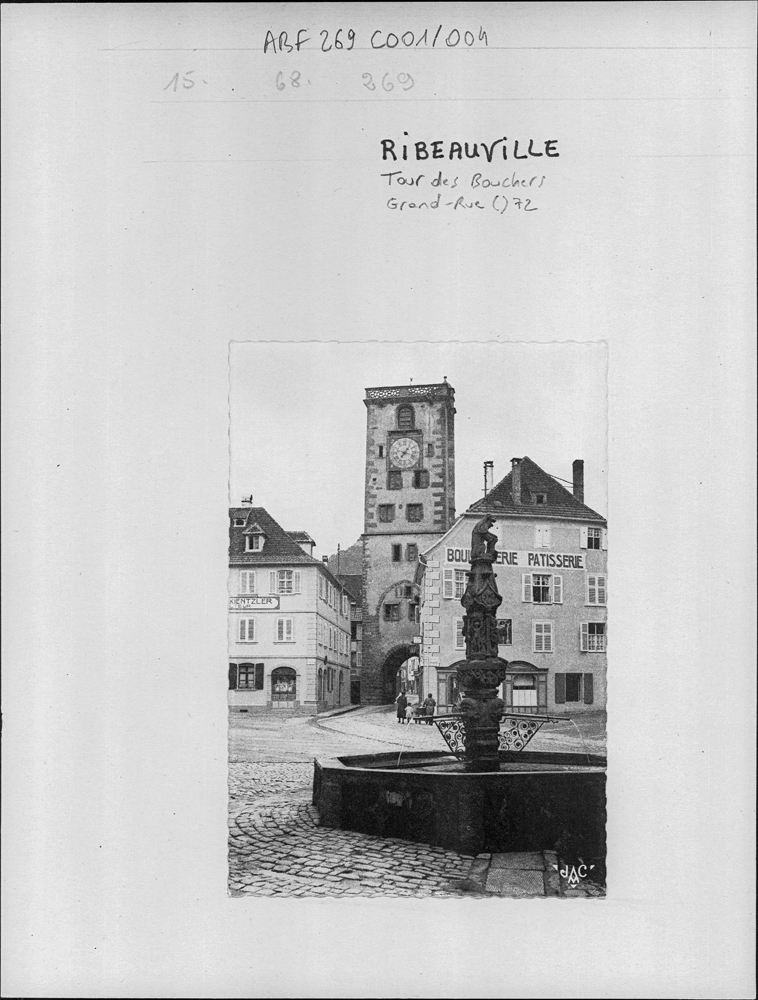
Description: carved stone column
454,518,508,772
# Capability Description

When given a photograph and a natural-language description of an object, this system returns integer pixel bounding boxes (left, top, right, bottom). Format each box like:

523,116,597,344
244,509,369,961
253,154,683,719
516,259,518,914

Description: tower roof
466,456,606,524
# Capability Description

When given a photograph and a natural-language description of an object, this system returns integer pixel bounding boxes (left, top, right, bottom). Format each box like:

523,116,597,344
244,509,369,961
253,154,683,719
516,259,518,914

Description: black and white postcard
2,3,755,998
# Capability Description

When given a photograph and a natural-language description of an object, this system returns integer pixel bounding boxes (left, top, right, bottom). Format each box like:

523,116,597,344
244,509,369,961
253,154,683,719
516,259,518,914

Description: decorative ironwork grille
433,713,553,759
498,717,542,751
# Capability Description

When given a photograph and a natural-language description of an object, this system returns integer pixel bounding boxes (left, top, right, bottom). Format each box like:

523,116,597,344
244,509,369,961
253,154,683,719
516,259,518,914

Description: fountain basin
313,750,606,859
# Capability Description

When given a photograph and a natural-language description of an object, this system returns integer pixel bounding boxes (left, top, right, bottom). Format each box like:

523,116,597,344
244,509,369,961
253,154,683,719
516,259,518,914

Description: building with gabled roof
228,506,352,714
416,457,607,716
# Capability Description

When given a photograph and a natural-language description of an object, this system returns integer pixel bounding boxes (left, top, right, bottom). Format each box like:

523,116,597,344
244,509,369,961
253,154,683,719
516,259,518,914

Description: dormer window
234,518,246,526
243,522,266,552
532,493,547,505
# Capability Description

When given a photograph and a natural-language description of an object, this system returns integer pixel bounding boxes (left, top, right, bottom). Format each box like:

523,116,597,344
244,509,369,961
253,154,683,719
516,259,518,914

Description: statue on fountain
470,514,499,561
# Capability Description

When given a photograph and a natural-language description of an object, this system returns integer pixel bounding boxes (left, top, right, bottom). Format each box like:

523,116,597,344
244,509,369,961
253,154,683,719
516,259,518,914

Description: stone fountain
313,518,607,866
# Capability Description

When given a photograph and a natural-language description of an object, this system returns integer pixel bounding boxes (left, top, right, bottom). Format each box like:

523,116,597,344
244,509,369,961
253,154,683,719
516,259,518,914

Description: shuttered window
535,525,552,548
586,575,607,606
238,662,264,690
533,621,553,653
275,570,301,594
455,618,465,650
239,570,256,595
238,618,256,642
523,573,561,603
554,672,566,704
581,526,607,549
583,673,594,704
443,569,466,599
580,622,606,652
532,574,551,603
397,405,414,430
276,617,294,642
406,504,423,522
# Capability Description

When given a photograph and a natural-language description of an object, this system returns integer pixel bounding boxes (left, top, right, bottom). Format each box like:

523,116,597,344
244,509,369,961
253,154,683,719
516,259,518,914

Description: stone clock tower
361,382,456,703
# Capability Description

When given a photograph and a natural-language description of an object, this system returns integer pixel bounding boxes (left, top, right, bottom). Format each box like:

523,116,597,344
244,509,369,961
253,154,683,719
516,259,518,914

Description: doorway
271,667,297,708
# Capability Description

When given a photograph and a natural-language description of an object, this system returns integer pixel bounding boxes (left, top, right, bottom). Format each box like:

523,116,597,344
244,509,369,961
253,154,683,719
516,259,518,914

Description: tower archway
379,643,419,704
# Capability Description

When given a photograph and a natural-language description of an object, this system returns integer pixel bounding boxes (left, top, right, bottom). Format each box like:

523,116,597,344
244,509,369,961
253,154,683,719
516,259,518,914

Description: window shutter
255,663,264,690
580,527,588,548
544,624,553,652
554,673,566,704
276,618,283,642
544,526,551,547
533,623,542,652
443,569,454,599
597,575,606,605
522,574,532,602
534,526,542,548
288,618,294,641
587,576,596,605
249,571,256,594
269,571,277,594
293,571,301,594
583,673,594,705
553,575,563,604
228,663,238,690
455,618,465,649
601,528,608,550
580,622,589,652
238,618,246,642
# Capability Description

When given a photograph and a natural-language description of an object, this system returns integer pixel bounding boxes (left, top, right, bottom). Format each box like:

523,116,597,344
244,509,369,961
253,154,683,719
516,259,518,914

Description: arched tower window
397,405,415,430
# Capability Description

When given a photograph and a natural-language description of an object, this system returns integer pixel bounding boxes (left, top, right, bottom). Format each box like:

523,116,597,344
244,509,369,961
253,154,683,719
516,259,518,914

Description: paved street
228,706,607,898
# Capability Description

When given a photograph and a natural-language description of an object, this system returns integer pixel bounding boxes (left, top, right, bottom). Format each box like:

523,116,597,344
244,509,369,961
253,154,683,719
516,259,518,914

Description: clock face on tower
389,437,421,469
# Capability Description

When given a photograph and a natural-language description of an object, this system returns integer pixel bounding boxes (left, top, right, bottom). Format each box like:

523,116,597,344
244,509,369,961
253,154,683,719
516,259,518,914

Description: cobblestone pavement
228,706,607,898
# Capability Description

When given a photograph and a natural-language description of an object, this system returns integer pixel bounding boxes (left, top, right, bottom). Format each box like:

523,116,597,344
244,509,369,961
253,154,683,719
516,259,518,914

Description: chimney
483,460,494,496
511,458,522,504
572,460,584,504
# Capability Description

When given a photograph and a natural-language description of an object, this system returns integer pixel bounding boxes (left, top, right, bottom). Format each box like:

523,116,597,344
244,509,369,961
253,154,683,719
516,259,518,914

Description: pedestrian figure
405,702,414,724
423,693,436,724
395,690,408,723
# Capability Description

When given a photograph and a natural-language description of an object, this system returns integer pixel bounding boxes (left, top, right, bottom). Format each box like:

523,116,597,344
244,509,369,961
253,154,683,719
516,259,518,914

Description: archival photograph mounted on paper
228,341,607,898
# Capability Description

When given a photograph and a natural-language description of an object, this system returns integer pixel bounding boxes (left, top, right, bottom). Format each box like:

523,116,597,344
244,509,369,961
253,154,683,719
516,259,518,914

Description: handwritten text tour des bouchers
381,169,548,214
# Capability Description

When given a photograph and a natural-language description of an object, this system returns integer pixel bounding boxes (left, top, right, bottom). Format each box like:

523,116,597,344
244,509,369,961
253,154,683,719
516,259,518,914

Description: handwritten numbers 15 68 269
362,72,414,92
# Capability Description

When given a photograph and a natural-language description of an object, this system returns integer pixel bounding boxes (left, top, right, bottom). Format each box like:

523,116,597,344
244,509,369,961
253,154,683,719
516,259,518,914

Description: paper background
2,3,755,997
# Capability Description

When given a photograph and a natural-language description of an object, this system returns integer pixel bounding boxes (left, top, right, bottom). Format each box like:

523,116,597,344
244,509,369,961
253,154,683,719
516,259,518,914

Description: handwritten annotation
380,170,549,214
381,135,559,162
263,26,488,53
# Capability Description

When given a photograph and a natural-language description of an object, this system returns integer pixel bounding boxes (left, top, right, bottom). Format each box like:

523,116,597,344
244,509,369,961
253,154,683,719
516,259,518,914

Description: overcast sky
230,340,606,558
